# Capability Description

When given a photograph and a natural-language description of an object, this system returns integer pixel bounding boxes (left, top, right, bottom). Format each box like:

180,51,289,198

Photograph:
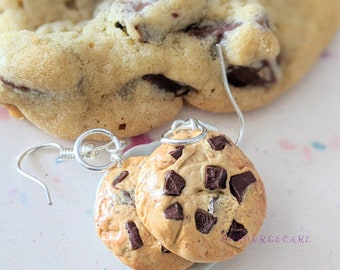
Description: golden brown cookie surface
95,156,194,270
135,130,266,263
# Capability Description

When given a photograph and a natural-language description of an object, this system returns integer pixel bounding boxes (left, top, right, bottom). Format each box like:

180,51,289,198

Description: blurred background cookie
0,0,338,139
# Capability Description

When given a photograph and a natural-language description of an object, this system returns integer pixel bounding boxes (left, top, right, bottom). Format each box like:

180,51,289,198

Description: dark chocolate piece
207,135,230,150
227,61,277,88
112,170,129,187
230,171,257,203
122,190,135,206
125,221,143,250
161,245,171,253
0,76,44,94
195,209,217,234
205,166,227,190
65,0,77,9
256,16,270,28
163,202,184,220
227,66,261,87
164,170,186,196
118,123,127,130
142,74,192,97
169,146,184,160
227,220,247,241
171,12,179,18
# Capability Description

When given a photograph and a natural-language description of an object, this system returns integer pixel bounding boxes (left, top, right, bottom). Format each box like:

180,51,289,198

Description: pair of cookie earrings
17,45,266,269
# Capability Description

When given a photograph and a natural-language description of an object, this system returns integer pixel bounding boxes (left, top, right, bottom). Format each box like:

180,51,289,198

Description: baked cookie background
95,156,194,270
135,130,266,263
0,0,339,139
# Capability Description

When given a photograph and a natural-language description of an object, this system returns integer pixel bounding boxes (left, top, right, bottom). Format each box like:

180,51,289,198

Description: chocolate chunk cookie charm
135,119,266,263
95,156,194,270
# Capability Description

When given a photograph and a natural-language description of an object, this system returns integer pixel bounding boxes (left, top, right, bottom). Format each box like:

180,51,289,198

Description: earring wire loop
17,129,125,205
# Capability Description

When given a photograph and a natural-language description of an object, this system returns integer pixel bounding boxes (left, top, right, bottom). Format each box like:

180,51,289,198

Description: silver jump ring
160,118,208,145
74,128,123,171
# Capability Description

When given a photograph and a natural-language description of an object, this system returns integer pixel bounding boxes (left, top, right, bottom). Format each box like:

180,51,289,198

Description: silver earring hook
161,43,245,146
17,128,126,205
17,143,62,205
216,43,245,146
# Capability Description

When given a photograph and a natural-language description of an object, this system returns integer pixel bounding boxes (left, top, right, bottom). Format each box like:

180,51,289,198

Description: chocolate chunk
208,135,230,150
125,221,143,250
0,76,43,94
122,190,135,206
256,16,270,28
161,245,171,253
230,171,257,203
114,22,128,35
123,190,133,201
163,202,184,220
65,0,77,9
227,61,277,88
119,123,127,130
227,220,247,241
205,166,227,190
195,209,217,234
112,170,129,187
142,74,192,97
169,146,184,160
164,170,186,196
227,66,261,87
171,12,179,18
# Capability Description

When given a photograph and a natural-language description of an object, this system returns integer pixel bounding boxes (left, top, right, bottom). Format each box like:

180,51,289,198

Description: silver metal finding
160,118,208,145
216,43,245,146
160,44,245,146
17,128,125,205
17,143,62,205
73,128,125,171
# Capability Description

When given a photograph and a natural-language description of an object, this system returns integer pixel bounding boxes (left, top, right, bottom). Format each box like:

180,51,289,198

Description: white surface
1,30,340,270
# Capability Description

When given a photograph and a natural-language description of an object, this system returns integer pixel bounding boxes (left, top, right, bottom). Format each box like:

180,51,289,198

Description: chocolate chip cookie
135,130,266,262
95,156,194,270
0,0,339,139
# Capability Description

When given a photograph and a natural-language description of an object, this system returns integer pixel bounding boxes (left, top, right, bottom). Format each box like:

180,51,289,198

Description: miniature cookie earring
95,43,266,268
134,122,266,264
94,155,195,270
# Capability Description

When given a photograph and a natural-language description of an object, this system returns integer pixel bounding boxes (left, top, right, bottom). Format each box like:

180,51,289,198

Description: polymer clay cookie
0,0,339,139
95,156,194,270
135,130,266,262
